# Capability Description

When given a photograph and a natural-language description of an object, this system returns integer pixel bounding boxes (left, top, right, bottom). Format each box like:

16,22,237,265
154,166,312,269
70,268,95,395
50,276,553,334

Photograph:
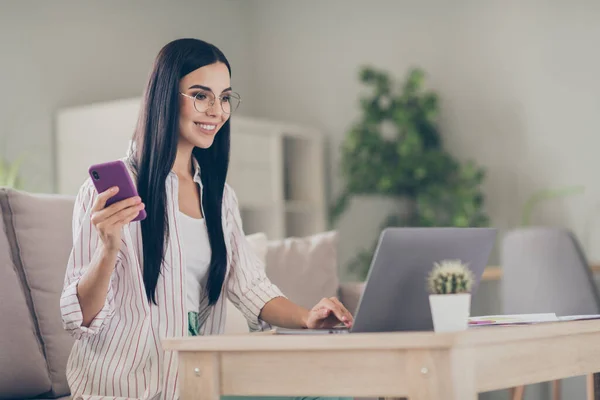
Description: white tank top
178,211,211,313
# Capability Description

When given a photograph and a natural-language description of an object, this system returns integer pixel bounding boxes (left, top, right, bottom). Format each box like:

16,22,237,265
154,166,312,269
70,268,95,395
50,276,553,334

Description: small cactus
427,260,474,295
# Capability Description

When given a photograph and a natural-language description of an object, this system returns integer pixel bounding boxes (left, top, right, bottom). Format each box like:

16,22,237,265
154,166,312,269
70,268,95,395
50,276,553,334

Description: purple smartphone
88,160,147,222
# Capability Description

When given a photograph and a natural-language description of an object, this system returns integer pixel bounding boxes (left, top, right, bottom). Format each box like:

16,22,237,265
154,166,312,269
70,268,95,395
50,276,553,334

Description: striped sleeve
224,185,285,331
60,181,116,340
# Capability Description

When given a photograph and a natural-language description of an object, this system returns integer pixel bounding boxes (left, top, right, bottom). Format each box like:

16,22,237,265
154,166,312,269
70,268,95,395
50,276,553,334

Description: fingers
317,297,352,326
92,186,119,212
330,297,354,324
92,196,142,225
98,203,145,229
122,205,144,224
113,203,145,225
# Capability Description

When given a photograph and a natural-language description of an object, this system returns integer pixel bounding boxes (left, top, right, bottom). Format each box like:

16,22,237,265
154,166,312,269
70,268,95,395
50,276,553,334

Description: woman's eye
194,93,207,100
221,96,230,103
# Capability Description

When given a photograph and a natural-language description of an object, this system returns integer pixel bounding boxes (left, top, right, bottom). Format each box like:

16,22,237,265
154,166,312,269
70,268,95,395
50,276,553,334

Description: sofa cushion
265,231,339,310
2,189,75,397
224,232,268,334
0,189,52,399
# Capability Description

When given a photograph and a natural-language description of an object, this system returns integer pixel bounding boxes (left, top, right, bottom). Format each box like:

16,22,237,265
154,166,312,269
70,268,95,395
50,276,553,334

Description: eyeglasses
179,89,241,114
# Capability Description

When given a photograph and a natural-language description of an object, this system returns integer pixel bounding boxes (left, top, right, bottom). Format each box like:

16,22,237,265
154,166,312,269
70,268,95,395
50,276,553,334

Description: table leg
509,386,525,400
405,349,477,400
551,380,561,400
590,373,600,400
180,352,221,400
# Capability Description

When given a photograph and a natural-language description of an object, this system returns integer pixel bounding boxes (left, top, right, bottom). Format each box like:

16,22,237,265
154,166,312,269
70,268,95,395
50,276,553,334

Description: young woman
60,38,353,400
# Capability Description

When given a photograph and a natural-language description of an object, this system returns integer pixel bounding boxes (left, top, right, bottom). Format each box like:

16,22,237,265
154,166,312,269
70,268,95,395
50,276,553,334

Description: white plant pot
429,293,471,333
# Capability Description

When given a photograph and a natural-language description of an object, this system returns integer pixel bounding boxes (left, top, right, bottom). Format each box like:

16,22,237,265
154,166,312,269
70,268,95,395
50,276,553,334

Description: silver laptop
276,227,497,334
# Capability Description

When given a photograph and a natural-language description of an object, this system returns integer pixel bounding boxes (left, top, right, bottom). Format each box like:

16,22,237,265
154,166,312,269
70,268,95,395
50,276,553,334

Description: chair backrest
501,227,600,316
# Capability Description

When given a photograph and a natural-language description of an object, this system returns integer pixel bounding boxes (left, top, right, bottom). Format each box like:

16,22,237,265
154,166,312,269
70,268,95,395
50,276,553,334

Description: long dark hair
131,38,230,305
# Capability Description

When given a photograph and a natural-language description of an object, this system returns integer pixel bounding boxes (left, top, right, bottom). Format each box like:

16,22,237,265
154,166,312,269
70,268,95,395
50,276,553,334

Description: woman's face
178,62,231,149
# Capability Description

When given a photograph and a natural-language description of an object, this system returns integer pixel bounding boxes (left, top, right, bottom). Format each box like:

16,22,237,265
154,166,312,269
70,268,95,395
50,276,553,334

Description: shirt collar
167,155,202,187
191,156,202,186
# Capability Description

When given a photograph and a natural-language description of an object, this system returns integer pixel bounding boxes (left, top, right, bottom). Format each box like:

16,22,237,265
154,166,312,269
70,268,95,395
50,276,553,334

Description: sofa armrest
338,282,366,315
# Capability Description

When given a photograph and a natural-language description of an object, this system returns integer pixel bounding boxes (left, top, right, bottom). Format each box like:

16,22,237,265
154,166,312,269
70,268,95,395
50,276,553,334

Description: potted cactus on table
427,260,474,332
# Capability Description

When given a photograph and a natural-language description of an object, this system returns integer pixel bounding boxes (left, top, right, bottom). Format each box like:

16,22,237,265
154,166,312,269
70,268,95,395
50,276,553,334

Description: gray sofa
0,188,363,399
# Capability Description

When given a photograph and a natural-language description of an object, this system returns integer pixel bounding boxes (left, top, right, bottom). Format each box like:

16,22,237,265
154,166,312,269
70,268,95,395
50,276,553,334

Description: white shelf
283,135,323,204
229,116,326,239
284,201,319,213
285,211,319,239
235,201,316,212
239,207,281,239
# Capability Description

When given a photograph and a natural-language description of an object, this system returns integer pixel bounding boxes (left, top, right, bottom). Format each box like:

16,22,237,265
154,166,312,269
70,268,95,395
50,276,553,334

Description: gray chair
501,227,600,400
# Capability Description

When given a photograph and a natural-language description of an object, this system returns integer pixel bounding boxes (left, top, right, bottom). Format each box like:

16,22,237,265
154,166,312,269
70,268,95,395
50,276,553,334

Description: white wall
0,0,255,193
246,0,600,270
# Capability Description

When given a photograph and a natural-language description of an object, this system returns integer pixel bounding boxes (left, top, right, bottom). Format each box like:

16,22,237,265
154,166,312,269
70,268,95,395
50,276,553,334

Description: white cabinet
228,117,326,239
55,97,326,239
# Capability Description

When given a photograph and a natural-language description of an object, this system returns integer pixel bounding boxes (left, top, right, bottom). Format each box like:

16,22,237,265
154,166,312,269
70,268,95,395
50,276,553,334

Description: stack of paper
468,313,558,326
468,313,600,327
557,314,600,322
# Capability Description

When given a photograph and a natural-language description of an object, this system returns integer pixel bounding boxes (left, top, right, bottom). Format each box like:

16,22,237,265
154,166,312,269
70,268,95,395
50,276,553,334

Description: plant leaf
6,156,25,188
0,158,6,186
521,186,585,226
0,154,25,188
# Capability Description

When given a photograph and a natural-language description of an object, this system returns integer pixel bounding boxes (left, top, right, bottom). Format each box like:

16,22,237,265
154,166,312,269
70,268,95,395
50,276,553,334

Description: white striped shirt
60,159,284,400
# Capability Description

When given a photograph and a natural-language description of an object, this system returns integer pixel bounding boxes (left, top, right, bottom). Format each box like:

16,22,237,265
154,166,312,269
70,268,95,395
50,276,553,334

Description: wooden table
162,320,600,400
482,264,600,281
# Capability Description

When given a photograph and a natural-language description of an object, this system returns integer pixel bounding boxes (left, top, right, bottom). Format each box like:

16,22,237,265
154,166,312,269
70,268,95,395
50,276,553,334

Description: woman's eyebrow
188,84,232,93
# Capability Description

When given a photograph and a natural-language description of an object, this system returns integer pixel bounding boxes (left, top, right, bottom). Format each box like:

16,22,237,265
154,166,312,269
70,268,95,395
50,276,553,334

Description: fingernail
111,187,119,193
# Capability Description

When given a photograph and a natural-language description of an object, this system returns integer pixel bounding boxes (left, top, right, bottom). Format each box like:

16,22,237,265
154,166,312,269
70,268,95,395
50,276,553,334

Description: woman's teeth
194,122,216,130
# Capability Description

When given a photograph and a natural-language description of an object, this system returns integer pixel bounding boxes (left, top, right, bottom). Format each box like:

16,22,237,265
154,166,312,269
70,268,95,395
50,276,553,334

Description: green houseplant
331,66,489,279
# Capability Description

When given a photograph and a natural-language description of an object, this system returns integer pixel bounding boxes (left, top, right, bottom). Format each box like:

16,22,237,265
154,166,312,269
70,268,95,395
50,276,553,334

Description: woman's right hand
90,187,145,254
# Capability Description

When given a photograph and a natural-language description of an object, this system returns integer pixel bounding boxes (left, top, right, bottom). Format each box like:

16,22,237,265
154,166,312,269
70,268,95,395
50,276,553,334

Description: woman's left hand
305,297,354,329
